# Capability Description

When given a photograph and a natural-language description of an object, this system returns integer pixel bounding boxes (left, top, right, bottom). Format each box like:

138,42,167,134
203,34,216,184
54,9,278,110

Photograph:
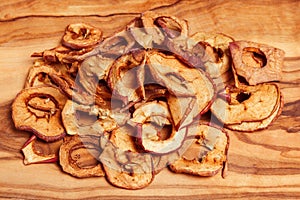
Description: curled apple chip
211,83,281,125
147,51,216,128
24,60,59,88
229,40,285,86
99,125,154,190
187,32,234,78
226,92,283,131
12,86,67,142
108,49,146,105
62,23,102,50
169,123,229,177
62,100,118,136
22,135,62,165
59,134,105,178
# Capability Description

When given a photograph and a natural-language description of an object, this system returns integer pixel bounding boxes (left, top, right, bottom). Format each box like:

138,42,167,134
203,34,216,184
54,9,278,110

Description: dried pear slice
211,83,280,124
99,125,154,190
59,134,105,178
22,135,62,165
229,40,285,86
169,123,229,177
226,92,283,131
12,86,67,142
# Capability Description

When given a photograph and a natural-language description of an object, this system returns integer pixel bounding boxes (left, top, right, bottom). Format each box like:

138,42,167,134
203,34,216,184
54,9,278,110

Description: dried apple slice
99,125,154,190
130,11,188,48
137,123,187,155
59,134,105,178
62,100,119,136
226,92,283,131
61,23,102,50
186,32,234,78
169,123,229,177
24,60,59,88
12,86,67,142
229,40,285,86
108,49,146,105
211,83,280,124
147,51,216,128
22,135,62,165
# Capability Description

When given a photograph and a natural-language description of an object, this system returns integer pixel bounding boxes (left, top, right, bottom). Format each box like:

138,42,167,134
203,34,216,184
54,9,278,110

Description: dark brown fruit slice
12,86,67,142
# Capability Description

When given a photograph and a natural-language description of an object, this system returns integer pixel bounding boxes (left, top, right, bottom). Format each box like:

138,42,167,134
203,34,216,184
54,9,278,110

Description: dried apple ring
99,125,154,190
108,49,146,105
169,123,229,177
229,40,285,86
62,23,102,50
211,83,281,125
59,134,105,178
12,86,67,142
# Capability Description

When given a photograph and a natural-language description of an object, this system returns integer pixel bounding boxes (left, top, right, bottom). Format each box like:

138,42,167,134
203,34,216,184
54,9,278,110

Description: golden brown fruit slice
22,135,62,165
211,83,280,125
12,86,67,142
147,51,216,128
62,23,102,50
229,40,285,86
59,134,105,178
108,49,146,105
99,125,154,190
169,123,229,177
62,100,119,136
24,60,58,88
187,32,234,78
226,92,283,131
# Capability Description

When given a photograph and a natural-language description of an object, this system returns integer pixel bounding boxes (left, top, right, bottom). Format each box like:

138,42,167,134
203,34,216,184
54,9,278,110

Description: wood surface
0,0,299,199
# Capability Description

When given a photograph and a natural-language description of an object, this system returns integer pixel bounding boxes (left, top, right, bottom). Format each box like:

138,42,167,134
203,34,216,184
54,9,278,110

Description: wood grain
0,0,299,199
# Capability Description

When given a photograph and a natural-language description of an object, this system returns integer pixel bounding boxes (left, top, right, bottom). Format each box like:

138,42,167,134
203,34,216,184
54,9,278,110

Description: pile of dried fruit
12,11,284,189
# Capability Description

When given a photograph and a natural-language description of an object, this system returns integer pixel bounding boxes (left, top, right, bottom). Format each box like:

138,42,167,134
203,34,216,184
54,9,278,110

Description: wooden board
0,0,299,199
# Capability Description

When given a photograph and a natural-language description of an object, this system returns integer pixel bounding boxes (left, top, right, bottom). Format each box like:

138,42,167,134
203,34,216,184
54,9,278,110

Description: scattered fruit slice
147,51,216,128
62,23,102,50
211,83,280,124
62,100,118,136
229,40,285,86
12,86,67,142
99,125,154,190
22,135,62,165
108,49,146,105
187,32,234,78
169,123,229,177
59,134,105,178
226,92,283,131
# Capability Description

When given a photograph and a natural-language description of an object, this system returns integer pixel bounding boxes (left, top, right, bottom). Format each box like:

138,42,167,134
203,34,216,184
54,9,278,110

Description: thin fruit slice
226,92,283,131
211,83,280,124
99,125,154,190
59,134,105,178
22,135,62,165
229,40,285,86
12,86,67,142
169,123,229,177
